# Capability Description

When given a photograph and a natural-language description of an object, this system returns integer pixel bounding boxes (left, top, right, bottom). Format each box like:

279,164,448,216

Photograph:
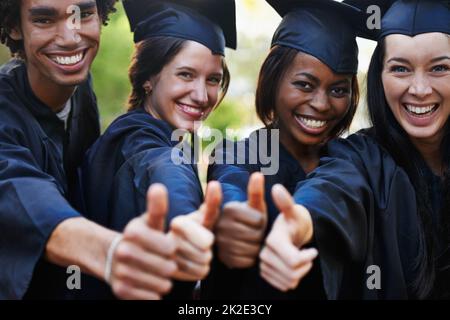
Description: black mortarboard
122,0,237,55
267,0,364,74
344,0,450,40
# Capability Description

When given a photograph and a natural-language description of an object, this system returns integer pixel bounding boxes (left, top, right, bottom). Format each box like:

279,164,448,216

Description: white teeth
52,53,83,65
297,116,327,129
406,104,436,115
181,104,204,115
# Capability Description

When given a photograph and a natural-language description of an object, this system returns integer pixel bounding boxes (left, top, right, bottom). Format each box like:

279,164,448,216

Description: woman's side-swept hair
127,36,230,112
255,45,359,139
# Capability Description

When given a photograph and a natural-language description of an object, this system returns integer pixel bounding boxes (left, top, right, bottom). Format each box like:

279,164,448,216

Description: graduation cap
344,0,450,40
266,0,365,74
122,0,237,55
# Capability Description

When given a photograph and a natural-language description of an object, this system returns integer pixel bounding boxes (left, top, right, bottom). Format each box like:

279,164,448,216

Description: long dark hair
255,45,359,139
128,36,230,111
367,39,450,299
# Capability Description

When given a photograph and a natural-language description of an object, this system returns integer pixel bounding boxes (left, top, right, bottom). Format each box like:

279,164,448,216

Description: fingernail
307,248,318,258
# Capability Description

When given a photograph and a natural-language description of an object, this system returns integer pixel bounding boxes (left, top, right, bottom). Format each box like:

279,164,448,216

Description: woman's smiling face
382,32,450,145
145,40,224,132
275,52,353,149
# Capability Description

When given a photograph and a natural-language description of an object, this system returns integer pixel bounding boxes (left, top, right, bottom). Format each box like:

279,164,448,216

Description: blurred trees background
0,46,9,64
90,4,134,128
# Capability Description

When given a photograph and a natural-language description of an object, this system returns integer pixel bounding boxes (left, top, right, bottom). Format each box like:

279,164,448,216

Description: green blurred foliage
206,99,246,133
0,46,10,62
203,98,256,149
203,31,272,135
91,4,134,130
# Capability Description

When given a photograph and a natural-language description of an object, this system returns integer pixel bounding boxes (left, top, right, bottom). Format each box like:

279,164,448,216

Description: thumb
271,184,296,221
145,183,168,231
247,172,267,214
272,184,312,247
201,181,222,229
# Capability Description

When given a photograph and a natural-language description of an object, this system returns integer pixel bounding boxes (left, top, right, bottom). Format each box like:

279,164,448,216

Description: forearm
45,217,119,281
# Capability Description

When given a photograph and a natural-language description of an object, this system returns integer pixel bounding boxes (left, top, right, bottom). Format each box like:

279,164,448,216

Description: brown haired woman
79,0,236,299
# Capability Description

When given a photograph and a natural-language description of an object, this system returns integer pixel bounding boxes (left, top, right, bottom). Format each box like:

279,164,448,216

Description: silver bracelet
104,234,123,285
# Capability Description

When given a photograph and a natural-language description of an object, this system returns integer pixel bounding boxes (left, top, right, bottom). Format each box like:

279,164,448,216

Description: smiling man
0,0,189,301
0,0,202,302
0,0,117,299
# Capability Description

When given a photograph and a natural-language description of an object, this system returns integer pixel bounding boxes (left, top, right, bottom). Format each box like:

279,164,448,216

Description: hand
169,181,222,281
216,172,268,269
259,184,317,292
110,184,177,300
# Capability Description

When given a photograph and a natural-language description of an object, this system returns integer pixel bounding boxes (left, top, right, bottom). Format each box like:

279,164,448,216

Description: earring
143,82,152,95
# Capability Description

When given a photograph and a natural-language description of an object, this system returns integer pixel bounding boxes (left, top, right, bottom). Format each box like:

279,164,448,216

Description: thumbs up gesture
169,181,222,281
259,184,318,292
216,172,268,269
109,184,177,300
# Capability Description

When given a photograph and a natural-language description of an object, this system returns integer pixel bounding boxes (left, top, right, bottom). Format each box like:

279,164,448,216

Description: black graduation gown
0,59,100,299
79,107,203,299
292,129,429,299
418,161,449,299
202,128,327,299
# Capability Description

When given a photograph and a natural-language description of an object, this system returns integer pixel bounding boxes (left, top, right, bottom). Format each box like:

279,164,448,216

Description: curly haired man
0,1,181,300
